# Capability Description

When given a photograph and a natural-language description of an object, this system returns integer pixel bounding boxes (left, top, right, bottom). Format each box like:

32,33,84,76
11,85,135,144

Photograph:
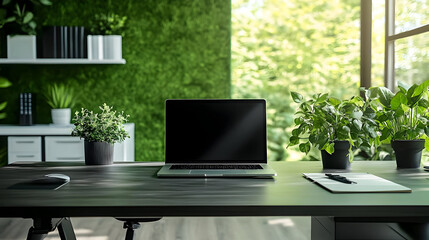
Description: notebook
303,173,411,193
157,99,276,178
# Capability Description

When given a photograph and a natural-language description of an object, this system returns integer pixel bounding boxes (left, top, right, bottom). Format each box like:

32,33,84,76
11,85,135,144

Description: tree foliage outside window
232,0,361,161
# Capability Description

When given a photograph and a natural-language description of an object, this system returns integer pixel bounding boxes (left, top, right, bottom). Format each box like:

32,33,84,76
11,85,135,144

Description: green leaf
316,93,328,103
291,92,303,103
289,136,300,146
325,142,335,154
380,128,391,141
291,128,301,136
39,0,53,5
299,142,311,154
0,101,6,111
2,0,12,5
23,12,33,24
0,77,11,88
375,87,394,107
352,119,362,130
0,112,6,119
391,92,407,110
328,97,341,106
411,79,429,97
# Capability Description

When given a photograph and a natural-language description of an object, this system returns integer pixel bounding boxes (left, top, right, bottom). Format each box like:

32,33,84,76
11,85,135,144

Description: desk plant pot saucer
85,141,114,165
391,140,425,169
321,141,351,169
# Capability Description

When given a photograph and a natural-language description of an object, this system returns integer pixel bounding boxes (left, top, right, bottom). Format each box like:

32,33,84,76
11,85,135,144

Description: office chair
116,218,162,240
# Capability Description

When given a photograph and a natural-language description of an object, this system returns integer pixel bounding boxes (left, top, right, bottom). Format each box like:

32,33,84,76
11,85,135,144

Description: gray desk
0,161,428,239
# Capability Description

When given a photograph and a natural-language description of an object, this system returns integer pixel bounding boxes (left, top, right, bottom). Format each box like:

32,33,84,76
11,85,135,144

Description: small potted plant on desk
72,103,129,165
366,80,429,168
288,92,380,169
44,83,75,125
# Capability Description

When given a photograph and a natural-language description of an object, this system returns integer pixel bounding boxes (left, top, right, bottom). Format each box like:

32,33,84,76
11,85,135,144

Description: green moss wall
1,0,231,161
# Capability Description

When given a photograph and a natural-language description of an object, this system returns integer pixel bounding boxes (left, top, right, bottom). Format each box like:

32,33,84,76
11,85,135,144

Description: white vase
7,35,37,59
103,35,122,60
51,108,71,125
87,35,103,60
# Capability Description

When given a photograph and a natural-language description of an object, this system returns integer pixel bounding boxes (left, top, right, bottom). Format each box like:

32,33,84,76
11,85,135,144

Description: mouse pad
8,180,69,190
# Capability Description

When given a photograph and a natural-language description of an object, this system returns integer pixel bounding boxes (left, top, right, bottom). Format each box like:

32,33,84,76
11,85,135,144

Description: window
385,0,429,90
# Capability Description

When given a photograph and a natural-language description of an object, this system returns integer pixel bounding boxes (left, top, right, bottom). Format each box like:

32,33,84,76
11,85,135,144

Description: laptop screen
165,99,267,163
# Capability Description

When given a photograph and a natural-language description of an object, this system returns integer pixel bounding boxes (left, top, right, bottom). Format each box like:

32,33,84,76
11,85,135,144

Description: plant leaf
0,77,11,88
299,142,311,154
391,92,407,110
291,92,303,103
0,101,7,111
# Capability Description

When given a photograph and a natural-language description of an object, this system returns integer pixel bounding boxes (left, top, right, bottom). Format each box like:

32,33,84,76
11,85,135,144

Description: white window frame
384,0,429,91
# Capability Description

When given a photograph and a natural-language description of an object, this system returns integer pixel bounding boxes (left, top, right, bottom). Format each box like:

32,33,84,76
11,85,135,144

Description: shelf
0,58,126,64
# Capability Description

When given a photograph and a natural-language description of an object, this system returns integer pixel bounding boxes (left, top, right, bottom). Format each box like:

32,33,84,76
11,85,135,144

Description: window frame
384,0,429,90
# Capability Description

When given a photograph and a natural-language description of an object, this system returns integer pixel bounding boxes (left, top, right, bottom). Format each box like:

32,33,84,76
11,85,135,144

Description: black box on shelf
19,93,34,126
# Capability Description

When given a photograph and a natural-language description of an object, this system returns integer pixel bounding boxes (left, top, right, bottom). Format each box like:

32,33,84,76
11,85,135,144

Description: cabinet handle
56,157,83,160
16,155,35,158
16,141,35,144
55,141,81,144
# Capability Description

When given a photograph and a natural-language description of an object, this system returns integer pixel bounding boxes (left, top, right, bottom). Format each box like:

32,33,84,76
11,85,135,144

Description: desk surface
0,161,428,218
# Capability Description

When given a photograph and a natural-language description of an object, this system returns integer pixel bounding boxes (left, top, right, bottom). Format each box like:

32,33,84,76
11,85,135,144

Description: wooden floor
0,217,310,240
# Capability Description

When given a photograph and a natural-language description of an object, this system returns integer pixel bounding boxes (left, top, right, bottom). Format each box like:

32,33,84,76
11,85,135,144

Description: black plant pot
84,141,114,165
321,141,351,169
391,140,425,169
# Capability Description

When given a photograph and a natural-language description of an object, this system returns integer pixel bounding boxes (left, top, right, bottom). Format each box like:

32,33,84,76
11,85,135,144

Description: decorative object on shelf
288,92,380,169
1,0,52,59
7,35,36,59
0,77,12,120
44,83,75,126
90,13,127,60
87,35,103,60
42,26,87,59
19,92,34,126
366,80,429,168
72,103,130,165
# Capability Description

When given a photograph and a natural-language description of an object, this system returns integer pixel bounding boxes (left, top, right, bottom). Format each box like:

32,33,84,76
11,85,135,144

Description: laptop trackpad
190,170,248,176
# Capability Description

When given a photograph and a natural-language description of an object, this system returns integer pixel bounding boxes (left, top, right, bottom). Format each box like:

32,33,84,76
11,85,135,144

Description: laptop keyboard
170,165,263,170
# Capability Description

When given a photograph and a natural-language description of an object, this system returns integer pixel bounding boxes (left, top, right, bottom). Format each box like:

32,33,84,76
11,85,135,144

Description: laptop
157,99,277,177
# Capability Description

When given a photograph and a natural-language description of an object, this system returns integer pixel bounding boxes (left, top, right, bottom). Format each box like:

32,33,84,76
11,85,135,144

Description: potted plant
288,92,380,169
44,83,75,125
89,13,127,60
72,103,129,165
0,76,12,119
1,0,52,59
366,80,429,168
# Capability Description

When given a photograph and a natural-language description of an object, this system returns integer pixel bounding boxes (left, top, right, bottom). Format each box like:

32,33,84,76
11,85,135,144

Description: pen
325,173,356,184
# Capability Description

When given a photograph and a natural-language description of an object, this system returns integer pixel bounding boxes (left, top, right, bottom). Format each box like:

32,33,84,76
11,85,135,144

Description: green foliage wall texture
1,0,231,161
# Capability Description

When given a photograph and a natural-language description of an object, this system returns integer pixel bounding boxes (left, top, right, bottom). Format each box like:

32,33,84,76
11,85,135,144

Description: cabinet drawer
45,136,84,161
8,136,41,153
9,152,42,162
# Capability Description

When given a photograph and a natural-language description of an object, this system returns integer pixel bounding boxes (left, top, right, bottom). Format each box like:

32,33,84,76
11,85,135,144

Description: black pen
325,173,356,184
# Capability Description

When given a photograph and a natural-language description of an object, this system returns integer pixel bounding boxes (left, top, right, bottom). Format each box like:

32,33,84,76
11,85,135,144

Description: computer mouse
32,174,70,185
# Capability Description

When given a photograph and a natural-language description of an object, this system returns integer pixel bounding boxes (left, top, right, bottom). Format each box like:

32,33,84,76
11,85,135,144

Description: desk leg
58,218,77,240
26,218,76,240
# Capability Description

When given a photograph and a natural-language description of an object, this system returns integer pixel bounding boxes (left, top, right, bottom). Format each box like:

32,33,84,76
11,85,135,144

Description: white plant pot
87,35,103,60
103,35,122,60
51,108,71,125
7,35,37,59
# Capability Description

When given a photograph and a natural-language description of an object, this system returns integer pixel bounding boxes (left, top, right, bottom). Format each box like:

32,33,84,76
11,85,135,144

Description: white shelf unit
0,123,135,163
0,58,126,64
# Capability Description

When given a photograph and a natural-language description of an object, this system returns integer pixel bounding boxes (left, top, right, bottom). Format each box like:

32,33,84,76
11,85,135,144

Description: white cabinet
45,136,85,161
8,136,42,163
2,123,135,163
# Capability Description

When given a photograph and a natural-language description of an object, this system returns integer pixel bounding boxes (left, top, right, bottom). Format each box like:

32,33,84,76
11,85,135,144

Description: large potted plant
89,13,127,60
44,83,75,125
72,104,129,165
366,80,429,168
1,0,52,59
288,92,380,169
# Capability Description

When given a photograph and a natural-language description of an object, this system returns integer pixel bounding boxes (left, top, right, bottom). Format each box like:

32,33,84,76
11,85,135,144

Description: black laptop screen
165,99,267,163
